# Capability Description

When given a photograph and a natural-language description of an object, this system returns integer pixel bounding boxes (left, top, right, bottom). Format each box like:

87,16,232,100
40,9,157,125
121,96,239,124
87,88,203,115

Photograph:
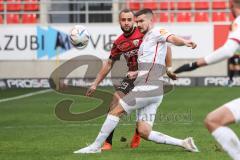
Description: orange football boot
130,131,141,148
101,141,112,151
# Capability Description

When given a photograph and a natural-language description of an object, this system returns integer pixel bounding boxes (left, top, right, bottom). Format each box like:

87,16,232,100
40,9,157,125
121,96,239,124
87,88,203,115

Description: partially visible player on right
174,0,240,75
174,0,240,159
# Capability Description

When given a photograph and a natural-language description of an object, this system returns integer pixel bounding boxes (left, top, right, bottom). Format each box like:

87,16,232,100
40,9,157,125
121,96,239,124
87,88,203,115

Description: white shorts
135,99,162,126
225,98,240,122
119,82,164,126
119,95,163,114
119,84,163,126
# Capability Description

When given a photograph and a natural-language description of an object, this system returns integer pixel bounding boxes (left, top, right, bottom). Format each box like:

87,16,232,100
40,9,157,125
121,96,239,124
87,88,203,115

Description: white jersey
204,15,240,64
229,15,240,43
120,28,171,118
138,27,173,66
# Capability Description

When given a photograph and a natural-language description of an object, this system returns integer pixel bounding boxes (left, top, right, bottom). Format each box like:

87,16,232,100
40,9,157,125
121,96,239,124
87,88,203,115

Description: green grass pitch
0,87,239,160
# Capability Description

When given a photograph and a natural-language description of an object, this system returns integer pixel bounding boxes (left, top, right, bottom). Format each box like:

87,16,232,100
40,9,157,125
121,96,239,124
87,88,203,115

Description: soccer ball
69,25,90,49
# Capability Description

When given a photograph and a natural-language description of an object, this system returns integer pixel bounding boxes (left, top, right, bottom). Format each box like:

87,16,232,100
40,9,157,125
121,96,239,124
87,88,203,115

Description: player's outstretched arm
174,61,199,74
85,59,114,96
174,39,239,74
167,35,197,49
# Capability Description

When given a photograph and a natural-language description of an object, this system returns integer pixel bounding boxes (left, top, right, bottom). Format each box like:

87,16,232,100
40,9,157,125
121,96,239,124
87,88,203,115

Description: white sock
212,127,240,160
92,114,120,148
148,131,183,147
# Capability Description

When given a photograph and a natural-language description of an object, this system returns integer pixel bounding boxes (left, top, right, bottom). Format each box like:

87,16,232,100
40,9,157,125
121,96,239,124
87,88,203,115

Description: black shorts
116,77,135,95
229,56,240,65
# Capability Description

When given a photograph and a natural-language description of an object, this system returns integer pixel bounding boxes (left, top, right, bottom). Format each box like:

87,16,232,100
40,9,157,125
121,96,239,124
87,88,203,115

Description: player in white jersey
205,1,240,160
174,3,240,74
174,1,240,159
73,9,199,154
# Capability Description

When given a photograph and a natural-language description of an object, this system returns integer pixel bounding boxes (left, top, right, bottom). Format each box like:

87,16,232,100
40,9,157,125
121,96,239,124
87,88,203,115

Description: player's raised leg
137,122,199,152
135,101,199,152
204,98,240,160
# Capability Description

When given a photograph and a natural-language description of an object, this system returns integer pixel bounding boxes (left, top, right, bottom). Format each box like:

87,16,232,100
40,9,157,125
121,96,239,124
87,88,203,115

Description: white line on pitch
0,122,193,129
1,123,135,129
0,89,52,103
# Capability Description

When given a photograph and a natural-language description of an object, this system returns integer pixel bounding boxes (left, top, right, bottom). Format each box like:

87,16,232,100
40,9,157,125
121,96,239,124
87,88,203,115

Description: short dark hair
233,0,240,6
119,8,134,18
135,8,153,17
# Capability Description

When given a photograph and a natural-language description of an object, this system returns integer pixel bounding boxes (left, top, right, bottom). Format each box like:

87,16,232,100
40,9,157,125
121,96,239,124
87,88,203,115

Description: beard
121,26,134,34
230,4,237,18
140,28,148,34
231,9,237,18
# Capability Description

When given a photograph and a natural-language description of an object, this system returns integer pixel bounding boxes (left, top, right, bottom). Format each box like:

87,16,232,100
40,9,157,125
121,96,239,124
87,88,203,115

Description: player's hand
184,40,197,49
166,70,177,80
85,85,97,97
127,71,138,79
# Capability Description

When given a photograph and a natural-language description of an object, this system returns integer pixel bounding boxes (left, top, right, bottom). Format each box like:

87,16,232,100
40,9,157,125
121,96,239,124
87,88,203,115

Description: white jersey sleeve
228,16,240,43
204,39,239,65
204,16,240,65
152,28,173,43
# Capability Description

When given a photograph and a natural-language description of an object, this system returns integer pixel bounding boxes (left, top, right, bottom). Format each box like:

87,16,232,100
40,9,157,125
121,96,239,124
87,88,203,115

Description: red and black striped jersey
109,27,144,71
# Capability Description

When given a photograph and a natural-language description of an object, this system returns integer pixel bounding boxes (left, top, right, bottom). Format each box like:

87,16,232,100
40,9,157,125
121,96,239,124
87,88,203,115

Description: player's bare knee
109,98,118,112
114,91,125,100
137,127,150,139
137,122,151,139
109,104,125,117
109,92,126,112
113,92,120,100
204,113,219,132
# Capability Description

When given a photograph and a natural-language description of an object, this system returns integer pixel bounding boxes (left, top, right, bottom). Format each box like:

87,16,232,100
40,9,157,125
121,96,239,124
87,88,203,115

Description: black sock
228,70,234,82
106,129,114,145
238,70,240,76
174,62,198,74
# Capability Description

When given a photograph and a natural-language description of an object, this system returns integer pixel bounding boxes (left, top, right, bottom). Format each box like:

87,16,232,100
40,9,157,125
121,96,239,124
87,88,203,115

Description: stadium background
0,0,239,88
0,1,239,160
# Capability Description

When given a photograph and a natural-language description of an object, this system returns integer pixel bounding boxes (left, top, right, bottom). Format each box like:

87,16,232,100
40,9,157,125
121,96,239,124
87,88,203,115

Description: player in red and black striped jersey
85,9,143,151
109,26,142,72
109,25,143,94
85,9,176,151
